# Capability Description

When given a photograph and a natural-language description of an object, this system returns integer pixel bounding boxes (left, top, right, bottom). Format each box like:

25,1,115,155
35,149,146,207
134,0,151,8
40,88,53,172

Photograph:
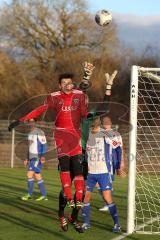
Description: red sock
60,172,72,200
74,175,84,201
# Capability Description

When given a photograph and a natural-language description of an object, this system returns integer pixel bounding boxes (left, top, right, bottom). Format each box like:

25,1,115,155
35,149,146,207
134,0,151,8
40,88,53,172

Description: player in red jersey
8,64,94,209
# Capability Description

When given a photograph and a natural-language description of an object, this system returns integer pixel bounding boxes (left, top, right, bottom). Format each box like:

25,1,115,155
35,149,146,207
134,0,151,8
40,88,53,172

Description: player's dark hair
58,73,74,84
100,114,112,122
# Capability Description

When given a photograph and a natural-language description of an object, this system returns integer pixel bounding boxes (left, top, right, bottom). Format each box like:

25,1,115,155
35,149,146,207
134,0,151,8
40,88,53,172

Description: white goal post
127,65,160,235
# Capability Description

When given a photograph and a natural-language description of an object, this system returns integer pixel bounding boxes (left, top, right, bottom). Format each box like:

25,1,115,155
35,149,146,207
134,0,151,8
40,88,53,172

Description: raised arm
87,70,118,119
19,104,48,122
8,96,53,131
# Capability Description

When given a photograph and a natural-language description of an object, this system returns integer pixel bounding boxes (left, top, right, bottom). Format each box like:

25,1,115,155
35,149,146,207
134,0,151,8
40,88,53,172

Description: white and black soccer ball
95,9,112,26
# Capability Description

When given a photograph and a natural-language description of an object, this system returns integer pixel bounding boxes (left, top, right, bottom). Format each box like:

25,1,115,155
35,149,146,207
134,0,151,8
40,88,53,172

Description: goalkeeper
8,63,94,210
58,65,118,232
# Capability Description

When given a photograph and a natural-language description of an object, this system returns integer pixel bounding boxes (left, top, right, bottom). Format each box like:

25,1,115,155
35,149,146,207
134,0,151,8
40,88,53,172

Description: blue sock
37,179,46,196
28,178,34,196
82,203,90,225
108,203,119,225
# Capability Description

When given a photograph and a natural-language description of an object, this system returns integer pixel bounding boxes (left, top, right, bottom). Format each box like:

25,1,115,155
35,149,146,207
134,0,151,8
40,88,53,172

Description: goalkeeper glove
79,62,95,91
8,120,20,131
105,70,118,90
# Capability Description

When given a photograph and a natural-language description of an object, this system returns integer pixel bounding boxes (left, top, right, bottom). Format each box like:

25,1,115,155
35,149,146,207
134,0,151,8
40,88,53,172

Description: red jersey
20,89,88,131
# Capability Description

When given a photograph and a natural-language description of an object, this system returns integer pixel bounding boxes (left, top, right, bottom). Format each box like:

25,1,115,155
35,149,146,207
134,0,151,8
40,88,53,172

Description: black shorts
58,154,83,179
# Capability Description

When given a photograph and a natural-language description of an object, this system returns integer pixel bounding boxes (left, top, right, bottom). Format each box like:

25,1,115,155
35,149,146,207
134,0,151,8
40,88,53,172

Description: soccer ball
95,9,112,26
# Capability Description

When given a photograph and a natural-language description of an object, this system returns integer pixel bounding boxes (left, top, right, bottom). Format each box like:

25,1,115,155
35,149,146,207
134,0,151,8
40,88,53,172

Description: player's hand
23,159,28,166
40,156,45,164
83,62,95,80
8,120,20,131
79,62,95,91
105,70,118,90
117,169,127,178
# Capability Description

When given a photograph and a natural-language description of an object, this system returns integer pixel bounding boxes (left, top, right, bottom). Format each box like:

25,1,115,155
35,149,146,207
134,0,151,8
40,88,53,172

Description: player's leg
69,149,88,222
82,173,97,230
98,174,115,211
58,156,74,207
67,192,84,233
69,151,88,223
58,189,68,217
22,160,35,200
58,189,68,231
54,129,77,207
71,154,84,208
34,173,48,201
99,173,121,232
22,171,34,200
65,165,84,233
82,149,88,194
96,183,109,212
30,158,47,201
102,190,121,232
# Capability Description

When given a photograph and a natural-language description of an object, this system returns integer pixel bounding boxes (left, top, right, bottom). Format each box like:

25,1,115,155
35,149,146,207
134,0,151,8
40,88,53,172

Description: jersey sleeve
19,95,54,122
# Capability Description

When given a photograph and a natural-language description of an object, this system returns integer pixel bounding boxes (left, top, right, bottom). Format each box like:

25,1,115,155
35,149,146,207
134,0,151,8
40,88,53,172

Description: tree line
0,0,159,119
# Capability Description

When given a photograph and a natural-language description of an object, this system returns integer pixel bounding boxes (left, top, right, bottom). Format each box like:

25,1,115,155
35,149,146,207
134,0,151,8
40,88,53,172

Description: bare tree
0,0,123,118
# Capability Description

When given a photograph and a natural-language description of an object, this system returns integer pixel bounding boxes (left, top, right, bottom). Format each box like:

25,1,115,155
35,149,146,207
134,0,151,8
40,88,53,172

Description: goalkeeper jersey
20,90,88,131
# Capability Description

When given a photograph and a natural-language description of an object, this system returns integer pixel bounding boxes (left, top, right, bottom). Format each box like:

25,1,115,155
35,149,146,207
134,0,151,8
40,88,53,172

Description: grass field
0,168,160,240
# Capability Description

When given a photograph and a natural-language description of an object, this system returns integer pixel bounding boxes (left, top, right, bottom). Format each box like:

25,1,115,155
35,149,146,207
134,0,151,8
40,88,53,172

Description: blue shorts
28,158,42,173
86,173,112,192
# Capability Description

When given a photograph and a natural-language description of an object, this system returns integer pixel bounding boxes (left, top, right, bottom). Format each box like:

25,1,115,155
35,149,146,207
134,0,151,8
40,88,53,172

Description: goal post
127,65,139,234
127,66,160,235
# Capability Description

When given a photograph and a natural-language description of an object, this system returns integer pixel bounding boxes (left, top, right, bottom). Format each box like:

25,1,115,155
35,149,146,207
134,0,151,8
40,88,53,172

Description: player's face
102,117,112,130
59,78,74,94
91,117,101,133
28,120,36,130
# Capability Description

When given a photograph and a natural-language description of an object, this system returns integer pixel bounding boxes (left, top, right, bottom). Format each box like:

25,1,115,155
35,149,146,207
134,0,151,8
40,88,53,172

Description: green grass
0,168,160,240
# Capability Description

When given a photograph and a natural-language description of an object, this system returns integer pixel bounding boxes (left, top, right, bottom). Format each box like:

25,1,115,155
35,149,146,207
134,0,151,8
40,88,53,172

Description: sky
87,0,160,16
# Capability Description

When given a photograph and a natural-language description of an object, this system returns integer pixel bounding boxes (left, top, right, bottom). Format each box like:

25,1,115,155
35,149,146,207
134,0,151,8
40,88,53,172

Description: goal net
127,66,160,235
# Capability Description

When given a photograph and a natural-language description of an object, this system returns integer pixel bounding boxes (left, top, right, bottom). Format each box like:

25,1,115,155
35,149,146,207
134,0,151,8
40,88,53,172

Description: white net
135,67,160,234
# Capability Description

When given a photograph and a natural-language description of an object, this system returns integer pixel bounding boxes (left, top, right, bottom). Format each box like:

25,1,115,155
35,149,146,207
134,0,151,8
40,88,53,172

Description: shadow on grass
0,212,77,240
